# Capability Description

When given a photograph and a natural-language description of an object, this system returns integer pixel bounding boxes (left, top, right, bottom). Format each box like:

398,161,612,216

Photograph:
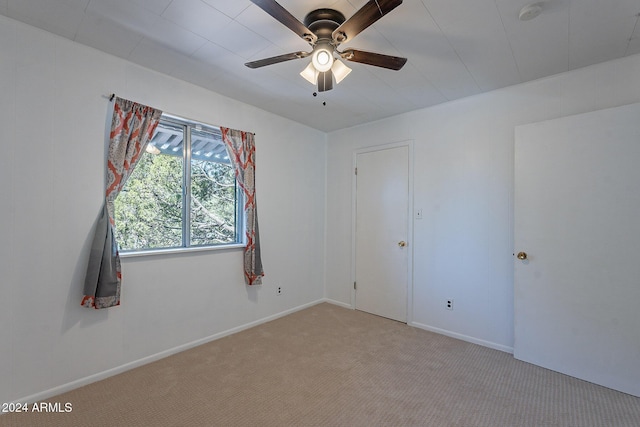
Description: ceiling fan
245,0,408,92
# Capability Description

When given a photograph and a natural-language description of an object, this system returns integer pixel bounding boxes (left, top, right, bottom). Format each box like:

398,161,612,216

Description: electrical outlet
277,286,282,296
446,299,453,310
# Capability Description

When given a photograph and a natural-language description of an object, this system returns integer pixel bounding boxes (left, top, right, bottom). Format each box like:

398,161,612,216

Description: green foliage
190,159,237,246
114,150,237,251
114,152,182,250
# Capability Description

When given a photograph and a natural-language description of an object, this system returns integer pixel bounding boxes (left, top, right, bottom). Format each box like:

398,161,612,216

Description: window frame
118,113,245,258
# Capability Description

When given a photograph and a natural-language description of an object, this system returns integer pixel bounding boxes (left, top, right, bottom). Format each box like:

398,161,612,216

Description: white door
514,103,640,397
355,145,409,322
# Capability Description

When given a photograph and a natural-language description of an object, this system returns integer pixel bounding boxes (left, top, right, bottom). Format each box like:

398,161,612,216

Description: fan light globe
300,62,319,85
317,51,331,65
331,59,352,84
312,46,334,72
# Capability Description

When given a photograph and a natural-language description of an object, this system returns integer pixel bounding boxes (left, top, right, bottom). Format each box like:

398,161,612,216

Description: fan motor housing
304,9,345,41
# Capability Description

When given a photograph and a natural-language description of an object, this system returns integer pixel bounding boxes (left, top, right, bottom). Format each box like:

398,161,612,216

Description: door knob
398,241,406,247
517,252,528,260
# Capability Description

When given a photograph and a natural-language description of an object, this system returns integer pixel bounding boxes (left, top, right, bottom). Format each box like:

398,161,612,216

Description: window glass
190,127,238,246
114,116,241,252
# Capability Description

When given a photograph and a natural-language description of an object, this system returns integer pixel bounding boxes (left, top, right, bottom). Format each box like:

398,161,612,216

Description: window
114,115,242,252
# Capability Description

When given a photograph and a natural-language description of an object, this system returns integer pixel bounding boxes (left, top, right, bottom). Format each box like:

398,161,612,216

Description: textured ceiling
2,0,639,132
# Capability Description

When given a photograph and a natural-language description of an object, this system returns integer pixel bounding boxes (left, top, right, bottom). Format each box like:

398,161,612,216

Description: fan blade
245,51,310,69
332,0,402,44
249,0,317,45
340,48,407,70
317,71,333,92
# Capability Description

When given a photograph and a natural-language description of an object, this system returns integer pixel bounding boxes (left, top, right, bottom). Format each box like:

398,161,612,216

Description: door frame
351,140,414,323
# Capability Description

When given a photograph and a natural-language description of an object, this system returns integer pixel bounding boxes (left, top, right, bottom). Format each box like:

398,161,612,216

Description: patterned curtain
82,97,162,309
221,127,264,285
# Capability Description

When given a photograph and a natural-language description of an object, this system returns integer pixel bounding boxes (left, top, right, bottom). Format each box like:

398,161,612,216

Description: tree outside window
114,116,242,252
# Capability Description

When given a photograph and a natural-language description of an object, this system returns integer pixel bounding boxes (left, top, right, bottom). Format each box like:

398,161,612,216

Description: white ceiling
2,0,639,132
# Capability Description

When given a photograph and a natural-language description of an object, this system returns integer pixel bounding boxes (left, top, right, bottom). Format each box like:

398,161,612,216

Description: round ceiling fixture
312,45,334,72
519,2,543,21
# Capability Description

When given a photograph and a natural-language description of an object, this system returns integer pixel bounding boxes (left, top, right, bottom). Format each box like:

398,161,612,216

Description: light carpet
2,303,639,426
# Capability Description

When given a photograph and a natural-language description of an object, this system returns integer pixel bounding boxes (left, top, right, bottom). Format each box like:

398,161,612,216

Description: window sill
120,243,245,259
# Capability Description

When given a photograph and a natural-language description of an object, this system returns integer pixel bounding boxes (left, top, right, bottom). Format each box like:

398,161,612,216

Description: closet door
514,103,640,397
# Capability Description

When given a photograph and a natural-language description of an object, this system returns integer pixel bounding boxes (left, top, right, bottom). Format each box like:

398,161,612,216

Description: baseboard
11,299,326,405
319,304,513,354
322,298,353,309
410,321,514,354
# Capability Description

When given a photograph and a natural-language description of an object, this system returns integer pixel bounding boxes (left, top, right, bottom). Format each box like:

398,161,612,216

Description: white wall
0,15,326,404
326,52,640,351
5,10,640,406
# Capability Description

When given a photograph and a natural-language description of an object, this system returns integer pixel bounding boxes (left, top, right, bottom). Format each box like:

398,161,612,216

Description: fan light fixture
299,58,352,86
312,46,334,72
300,44,352,88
